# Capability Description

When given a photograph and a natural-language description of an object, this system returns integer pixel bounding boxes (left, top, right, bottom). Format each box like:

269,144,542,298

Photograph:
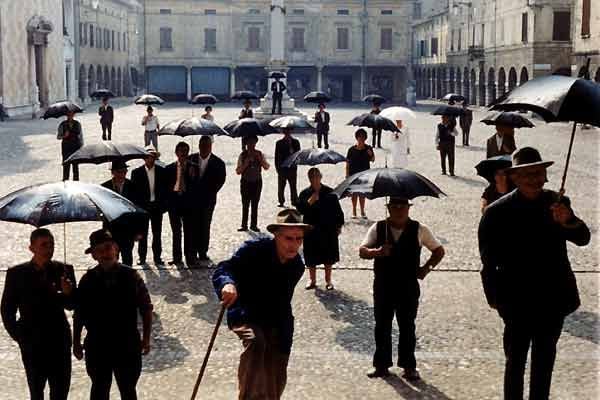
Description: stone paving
0,100,598,399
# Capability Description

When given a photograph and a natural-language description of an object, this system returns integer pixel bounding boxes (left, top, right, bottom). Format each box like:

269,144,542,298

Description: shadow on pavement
383,374,455,400
457,145,486,152
447,175,487,188
563,310,599,345
143,311,191,373
0,119,56,177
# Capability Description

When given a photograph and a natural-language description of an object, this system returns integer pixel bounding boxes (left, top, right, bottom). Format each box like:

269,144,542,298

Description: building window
79,23,83,46
111,30,115,50
204,28,217,51
431,37,438,56
97,27,101,48
582,0,591,37
248,9,260,14
380,28,392,50
414,2,422,19
521,12,528,43
248,26,260,50
337,9,349,16
89,25,94,47
123,33,127,52
117,31,121,51
293,9,304,15
105,29,109,49
381,10,392,15
450,30,455,51
205,9,216,15
337,27,349,49
291,27,305,51
419,40,426,57
552,11,571,41
160,27,173,50
481,24,485,46
458,29,462,50
159,9,171,15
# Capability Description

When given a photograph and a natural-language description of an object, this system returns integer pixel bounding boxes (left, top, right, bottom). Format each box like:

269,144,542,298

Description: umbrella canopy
432,105,465,117
269,71,286,79
282,149,346,168
159,117,228,137
380,106,417,122
191,94,218,105
442,93,466,103
134,94,165,105
0,181,147,227
270,116,314,132
41,101,83,119
475,155,513,183
333,168,445,200
63,142,149,165
223,118,279,138
363,94,386,104
304,91,331,103
231,91,259,100
481,111,534,128
347,113,399,133
90,89,115,99
491,75,600,126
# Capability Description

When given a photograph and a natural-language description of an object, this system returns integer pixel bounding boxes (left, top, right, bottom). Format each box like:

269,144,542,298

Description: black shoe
250,226,260,232
186,258,200,267
441,171,447,175
450,172,455,177
168,259,182,265
367,368,390,378
102,135,106,141
277,203,285,208
154,259,165,265
137,260,146,266
402,368,421,381
238,226,248,232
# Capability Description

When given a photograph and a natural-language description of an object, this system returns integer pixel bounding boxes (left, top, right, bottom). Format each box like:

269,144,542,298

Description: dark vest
438,123,454,144
373,219,422,292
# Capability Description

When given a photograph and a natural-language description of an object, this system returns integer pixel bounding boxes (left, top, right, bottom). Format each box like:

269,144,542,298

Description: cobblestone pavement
0,100,598,399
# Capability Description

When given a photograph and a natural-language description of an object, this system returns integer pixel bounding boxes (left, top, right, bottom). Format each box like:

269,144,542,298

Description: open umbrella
134,94,165,105
475,155,512,183
63,142,149,165
159,117,228,137
304,91,331,103
442,93,466,103
90,89,115,99
481,111,534,128
191,94,218,105
363,94,386,104
282,149,346,168
223,118,279,138
231,91,259,100
432,105,465,117
347,113,399,133
491,75,600,192
41,101,83,119
270,116,314,132
333,168,445,200
269,71,286,79
380,106,417,122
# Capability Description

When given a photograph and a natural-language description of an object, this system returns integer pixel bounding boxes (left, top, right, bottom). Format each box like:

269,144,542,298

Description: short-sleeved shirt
361,221,441,251
144,115,159,131
346,145,373,176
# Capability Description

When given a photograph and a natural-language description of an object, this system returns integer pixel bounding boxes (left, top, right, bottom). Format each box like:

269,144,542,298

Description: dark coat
271,81,286,94
239,108,253,119
101,178,145,238
275,137,301,172
459,109,473,130
164,161,195,212
187,153,226,208
98,105,114,125
130,164,168,212
212,237,305,354
478,189,590,320
314,111,330,134
486,134,516,158
1,261,76,347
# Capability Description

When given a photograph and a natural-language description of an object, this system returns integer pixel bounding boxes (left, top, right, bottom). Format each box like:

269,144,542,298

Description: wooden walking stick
190,304,226,400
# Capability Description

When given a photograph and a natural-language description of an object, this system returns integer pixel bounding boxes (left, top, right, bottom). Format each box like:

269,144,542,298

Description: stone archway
519,67,529,86
96,65,102,89
470,69,477,106
431,68,437,98
449,68,455,93
463,67,470,103
26,15,54,107
111,67,116,93
456,68,462,96
498,67,506,97
440,67,447,97
117,67,122,96
426,69,432,97
508,67,518,91
478,68,486,106
103,66,109,89
487,68,496,105
88,65,95,96
78,64,87,100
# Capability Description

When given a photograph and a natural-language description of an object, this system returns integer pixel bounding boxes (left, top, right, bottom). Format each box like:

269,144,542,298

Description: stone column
186,66,192,101
230,65,236,97
360,67,366,98
317,66,323,92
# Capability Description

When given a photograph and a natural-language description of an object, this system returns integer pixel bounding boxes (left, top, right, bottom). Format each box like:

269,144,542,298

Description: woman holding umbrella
235,134,270,232
297,167,344,290
346,128,375,218
58,110,84,181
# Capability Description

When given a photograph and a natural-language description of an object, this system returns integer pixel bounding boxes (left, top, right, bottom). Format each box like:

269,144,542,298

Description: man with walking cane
212,209,311,400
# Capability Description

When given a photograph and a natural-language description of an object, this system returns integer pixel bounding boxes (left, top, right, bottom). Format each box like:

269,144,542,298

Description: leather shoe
402,368,421,381
366,368,390,378
250,226,260,232
154,259,165,266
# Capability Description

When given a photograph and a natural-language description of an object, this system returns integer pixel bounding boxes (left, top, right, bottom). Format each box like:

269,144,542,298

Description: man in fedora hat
131,146,168,265
478,147,590,400
359,197,445,380
98,97,114,141
213,209,311,399
101,161,140,266
73,229,153,400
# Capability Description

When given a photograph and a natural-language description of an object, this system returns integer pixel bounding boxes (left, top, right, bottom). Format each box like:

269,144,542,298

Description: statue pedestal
254,65,307,119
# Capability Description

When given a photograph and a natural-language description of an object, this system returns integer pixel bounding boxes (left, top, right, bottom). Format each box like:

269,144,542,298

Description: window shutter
582,0,591,37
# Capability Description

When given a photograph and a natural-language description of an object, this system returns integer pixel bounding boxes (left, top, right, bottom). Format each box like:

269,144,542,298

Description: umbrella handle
190,304,226,400
558,122,577,199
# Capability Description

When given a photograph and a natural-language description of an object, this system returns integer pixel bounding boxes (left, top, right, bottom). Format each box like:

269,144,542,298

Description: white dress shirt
145,165,156,202
143,115,159,131
198,153,211,178
361,221,441,251
495,134,503,151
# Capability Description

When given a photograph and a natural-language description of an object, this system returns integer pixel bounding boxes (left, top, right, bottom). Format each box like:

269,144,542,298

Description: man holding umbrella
275,128,301,207
58,110,84,181
459,102,473,146
359,197,445,380
98,97,114,141
435,114,458,176
478,147,590,400
314,103,330,149
370,103,383,149
486,124,517,158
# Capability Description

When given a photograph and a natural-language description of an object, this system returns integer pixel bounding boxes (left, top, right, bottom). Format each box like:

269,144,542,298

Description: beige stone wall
413,10,449,67
572,0,600,79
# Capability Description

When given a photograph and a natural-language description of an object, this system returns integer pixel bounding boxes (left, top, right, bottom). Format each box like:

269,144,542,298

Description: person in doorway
58,111,83,181
201,106,214,121
435,115,458,176
275,128,301,207
314,103,331,149
346,129,375,218
271,76,287,115
486,124,517,158
390,119,410,168
141,106,160,149
370,103,383,148
459,102,473,146
236,135,270,232
98,97,114,140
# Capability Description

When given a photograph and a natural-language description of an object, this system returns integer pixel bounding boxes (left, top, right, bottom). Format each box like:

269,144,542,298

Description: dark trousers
168,202,194,263
101,123,112,140
241,179,262,229
138,202,163,263
62,164,79,181
372,129,382,148
439,142,455,175
85,345,141,400
192,205,215,260
461,126,470,146
272,93,283,114
317,132,329,149
277,170,297,206
19,343,71,400
502,315,564,400
115,236,134,266
373,286,419,370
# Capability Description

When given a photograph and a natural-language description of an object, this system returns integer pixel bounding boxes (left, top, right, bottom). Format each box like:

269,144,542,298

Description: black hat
85,229,116,254
506,147,553,174
387,197,413,206
110,160,129,171
266,209,312,234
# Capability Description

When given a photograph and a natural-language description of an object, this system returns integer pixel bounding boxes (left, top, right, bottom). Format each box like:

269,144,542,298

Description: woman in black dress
297,168,345,290
236,135,270,231
58,110,83,181
481,168,515,213
346,128,375,218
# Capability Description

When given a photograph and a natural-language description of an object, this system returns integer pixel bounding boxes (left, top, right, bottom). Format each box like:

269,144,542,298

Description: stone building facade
0,0,67,117
142,0,414,102
572,0,600,81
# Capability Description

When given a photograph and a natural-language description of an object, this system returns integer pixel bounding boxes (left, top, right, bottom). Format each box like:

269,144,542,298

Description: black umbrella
223,118,279,138
282,149,346,168
231,91,259,100
347,113,399,133
333,168,445,200
41,101,83,119
63,142,149,165
90,89,115,99
363,94,386,104
191,94,218,105
475,155,512,183
134,94,165,105
442,93,466,103
269,71,286,79
270,116,314,132
431,105,465,117
159,117,228,137
491,75,600,192
481,111,534,128
304,91,331,103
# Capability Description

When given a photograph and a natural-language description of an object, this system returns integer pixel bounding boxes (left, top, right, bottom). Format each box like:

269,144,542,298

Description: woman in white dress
390,119,410,168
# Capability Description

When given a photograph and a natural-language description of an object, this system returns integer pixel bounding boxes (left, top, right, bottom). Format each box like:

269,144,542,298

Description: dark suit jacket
130,164,168,212
314,111,330,134
459,109,473,130
98,105,114,124
271,81,286,94
187,153,227,208
486,134,516,158
1,261,76,347
101,178,145,238
275,137,301,172
101,178,138,204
